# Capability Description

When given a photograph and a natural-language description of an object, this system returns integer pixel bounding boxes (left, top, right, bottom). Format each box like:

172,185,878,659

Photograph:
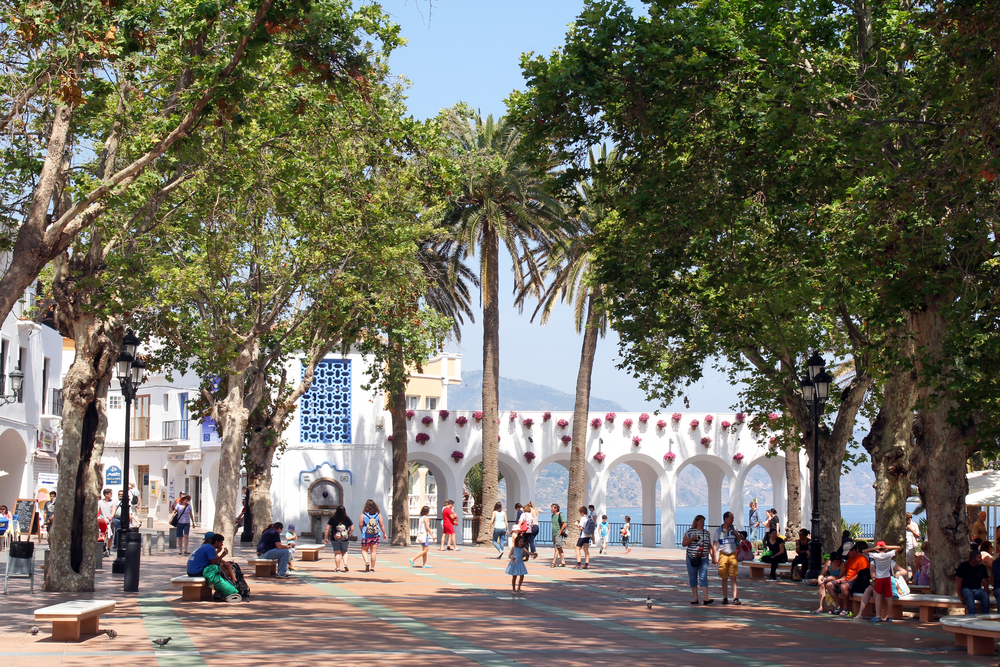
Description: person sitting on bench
258,521,292,578
759,529,788,580
832,541,870,616
187,533,241,603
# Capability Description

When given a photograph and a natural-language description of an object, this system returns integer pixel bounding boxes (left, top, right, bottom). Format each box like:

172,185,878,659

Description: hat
288,524,295,531
876,540,886,547
841,541,855,556
203,531,215,542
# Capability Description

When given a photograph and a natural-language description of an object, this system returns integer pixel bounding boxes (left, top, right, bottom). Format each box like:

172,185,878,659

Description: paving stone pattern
0,545,993,666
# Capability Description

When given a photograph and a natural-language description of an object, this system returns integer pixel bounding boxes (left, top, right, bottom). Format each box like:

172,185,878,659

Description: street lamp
0,365,24,405
111,331,146,592
801,351,832,581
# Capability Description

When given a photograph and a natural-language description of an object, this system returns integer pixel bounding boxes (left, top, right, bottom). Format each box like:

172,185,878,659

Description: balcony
162,419,191,441
49,388,63,416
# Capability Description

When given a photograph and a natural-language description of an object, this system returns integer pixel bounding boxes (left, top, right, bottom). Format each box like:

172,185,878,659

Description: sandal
702,599,714,605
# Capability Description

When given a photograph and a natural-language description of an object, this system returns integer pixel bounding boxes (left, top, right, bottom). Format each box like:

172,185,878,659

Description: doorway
185,476,202,525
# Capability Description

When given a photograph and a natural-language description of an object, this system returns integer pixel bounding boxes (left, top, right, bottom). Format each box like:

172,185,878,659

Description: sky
381,0,740,413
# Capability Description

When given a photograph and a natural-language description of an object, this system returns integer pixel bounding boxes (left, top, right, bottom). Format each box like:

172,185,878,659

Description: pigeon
29,626,39,635
104,629,117,639
152,637,172,647
646,596,653,609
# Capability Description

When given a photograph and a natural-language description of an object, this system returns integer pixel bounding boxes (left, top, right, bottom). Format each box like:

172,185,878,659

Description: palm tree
388,236,477,546
517,146,618,542
443,110,565,543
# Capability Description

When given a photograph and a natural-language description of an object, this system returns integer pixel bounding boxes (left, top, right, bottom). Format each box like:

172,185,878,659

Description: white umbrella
0,470,8,477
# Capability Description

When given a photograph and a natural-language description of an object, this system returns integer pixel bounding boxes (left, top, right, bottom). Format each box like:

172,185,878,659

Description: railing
162,420,180,440
675,525,721,547
180,418,189,440
462,519,663,547
49,388,63,416
677,523,881,547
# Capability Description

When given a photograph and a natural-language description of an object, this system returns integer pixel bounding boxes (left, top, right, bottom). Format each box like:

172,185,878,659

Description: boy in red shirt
864,541,903,621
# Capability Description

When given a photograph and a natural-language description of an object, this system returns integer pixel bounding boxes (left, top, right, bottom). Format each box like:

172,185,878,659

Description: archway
0,429,27,515
732,454,786,539
407,451,457,542
602,453,663,547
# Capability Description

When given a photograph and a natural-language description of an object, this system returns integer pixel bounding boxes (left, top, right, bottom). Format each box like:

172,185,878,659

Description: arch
732,454,786,536
0,429,27,511
602,451,663,547
406,451,458,542
532,450,598,501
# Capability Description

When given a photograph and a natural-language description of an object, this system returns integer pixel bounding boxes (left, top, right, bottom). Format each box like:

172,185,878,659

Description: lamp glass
800,376,814,402
116,352,133,381
8,367,23,393
807,352,825,381
814,370,832,401
122,331,140,358
130,358,147,385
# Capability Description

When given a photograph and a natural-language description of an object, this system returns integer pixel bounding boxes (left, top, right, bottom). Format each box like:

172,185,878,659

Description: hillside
448,369,625,412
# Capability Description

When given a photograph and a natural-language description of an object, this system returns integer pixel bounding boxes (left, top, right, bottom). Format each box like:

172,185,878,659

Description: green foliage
841,519,862,541
464,462,503,507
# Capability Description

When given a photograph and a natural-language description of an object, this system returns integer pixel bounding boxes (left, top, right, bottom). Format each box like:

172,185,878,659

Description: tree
441,109,565,543
517,146,616,542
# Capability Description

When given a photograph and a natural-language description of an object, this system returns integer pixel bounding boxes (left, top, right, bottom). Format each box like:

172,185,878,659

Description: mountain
448,369,625,412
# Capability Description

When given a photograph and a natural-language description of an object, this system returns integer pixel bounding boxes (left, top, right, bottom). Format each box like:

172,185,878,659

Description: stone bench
34,599,116,641
940,613,1000,655
248,558,277,577
849,593,905,619
895,594,964,622
296,544,324,561
171,575,212,601
741,561,793,579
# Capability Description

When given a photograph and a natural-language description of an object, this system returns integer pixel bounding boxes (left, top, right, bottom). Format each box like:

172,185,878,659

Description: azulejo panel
301,359,351,443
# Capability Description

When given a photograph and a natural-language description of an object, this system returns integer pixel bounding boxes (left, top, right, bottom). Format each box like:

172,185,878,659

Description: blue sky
382,0,740,413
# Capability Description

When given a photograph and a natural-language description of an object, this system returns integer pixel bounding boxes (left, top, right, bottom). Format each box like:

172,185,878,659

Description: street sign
106,466,122,485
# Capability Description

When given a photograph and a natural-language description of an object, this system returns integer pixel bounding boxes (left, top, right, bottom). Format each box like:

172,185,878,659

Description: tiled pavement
0,543,994,666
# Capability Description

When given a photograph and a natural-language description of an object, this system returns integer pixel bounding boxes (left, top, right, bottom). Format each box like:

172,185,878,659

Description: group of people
682,512,754,605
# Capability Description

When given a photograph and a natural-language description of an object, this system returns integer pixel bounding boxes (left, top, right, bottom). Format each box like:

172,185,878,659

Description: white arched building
401,410,808,547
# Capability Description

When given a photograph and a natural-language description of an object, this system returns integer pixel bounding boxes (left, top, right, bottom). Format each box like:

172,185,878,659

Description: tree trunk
45,252,119,591
212,362,254,539
910,301,971,594
390,373,410,546
784,445,801,539
568,290,600,543
477,229,501,544
245,426,274,545
862,324,917,567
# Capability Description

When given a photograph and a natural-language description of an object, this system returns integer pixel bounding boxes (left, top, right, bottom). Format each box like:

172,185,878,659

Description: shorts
361,535,380,546
330,540,349,553
176,523,190,536
417,535,429,546
849,577,869,596
443,524,456,535
553,533,565,548
621,536,629,547
718,551,739,578
873,576,892,597
577,536,591,548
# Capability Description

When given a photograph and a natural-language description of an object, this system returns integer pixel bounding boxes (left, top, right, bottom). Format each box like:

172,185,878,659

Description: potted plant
605,412,616,423
509,411,518,421
671,412,682,421
522,417,534,428
593,451,606,463
704,414,714,424
735,412,746,423
720,420,731,429
455,415,468,426
557,418,569,428
638,413,650,423
473,411,483,421
524,451,536,463
560,435,572,445
451,450,465,463
591,417,602,429
663,451,676,462
421,415,433,426
656,419,667,429
415,433,430,444
690,419,700,429
733,453,745,463
701,436,712,446
439,409,450,421
406,410,415,420
632,435,642,446
543,411,552,422
623,418,634,429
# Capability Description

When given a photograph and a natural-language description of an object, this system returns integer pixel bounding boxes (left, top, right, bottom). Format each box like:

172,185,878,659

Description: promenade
1,544,992,666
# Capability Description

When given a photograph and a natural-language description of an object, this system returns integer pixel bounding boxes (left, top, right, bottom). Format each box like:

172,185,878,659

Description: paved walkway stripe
137,591,207,667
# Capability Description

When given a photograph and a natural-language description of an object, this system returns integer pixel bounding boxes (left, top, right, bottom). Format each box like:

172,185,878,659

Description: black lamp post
0,365,24,405
111,331,146,592
800,351,832,581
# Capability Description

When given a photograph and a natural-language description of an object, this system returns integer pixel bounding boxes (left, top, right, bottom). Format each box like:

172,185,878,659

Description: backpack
737,539,754,562
364,513,379,537
333,523,349,541
584,515,596,535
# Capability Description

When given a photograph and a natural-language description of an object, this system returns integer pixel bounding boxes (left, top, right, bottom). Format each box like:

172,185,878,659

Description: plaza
1,542,993,666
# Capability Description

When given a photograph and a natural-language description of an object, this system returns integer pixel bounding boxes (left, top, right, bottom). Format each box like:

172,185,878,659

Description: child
598,515,610,554
816,551,844,613
284,524,298,571
506,534,528,595
916,541,931,586
410,505,434,568
621,516,631,554
863,541,903,622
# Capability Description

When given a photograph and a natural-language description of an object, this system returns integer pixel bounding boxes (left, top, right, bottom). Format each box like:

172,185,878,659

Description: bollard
95,542,104,570
168,527,177,550
156,531,165,552
142,532,152,556
124,531,142,592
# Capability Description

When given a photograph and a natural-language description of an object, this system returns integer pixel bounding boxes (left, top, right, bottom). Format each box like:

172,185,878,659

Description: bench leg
954,631,967,647
200,583,213,601
750,567,763,579
269,562,277,576
255,564,273,577
919,606,933,623
968,634,994,656
51,620,81,642
79,615,99,635
302,551,318,562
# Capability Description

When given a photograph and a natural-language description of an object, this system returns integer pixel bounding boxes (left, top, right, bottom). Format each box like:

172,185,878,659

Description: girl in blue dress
506,534,529,594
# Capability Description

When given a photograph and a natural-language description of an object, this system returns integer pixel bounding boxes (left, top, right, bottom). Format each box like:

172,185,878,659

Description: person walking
620,516,632,554
575,506,594,569
550,503,567,567
324,505,353,572
410,506,434,568
683,515,715,605
905,512,921,571
359,499,387,572
748,499,761,544
714,511,741,605
598,515,610,555
523,502,539,558
489,502,508,558
173,495,193,555
440,499,459,551
507,534,529,595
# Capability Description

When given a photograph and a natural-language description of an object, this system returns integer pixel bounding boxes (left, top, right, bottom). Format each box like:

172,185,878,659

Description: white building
0,275,65,518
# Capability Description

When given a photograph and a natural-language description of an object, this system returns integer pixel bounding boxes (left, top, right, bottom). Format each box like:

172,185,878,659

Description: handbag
689,554,703,568
169,511,179,527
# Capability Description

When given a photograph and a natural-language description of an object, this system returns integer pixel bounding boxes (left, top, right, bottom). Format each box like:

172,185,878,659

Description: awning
967,470,1000,506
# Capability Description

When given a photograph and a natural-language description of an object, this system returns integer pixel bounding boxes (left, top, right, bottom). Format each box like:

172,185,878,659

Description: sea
536,504,921,526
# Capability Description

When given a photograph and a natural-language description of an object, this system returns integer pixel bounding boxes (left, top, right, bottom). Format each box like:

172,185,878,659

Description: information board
13,498,37,537
106,466,122,485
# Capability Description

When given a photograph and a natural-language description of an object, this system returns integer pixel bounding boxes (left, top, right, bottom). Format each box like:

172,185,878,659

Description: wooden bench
940,613,1000,655
741,561,793,579
171,575,212,601
296,544,324,561
896,594,964,622
248,558,277,577
34,600,116,641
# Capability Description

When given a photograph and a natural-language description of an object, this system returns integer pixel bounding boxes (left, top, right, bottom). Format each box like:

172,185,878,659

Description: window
405,395,420,410
17,347,25,402
108,395,122,410
299,359,352,444
133,395,150,440
425,397,438,411
163,393,169,411
179,393,189,440
42,357,49,413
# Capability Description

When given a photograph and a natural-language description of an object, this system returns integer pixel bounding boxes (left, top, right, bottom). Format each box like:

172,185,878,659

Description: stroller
97,516,111,556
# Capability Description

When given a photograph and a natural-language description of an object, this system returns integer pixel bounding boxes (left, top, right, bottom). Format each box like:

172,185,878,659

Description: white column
730,467,744,530
704,466,726,528
661,469,676,548
639,467,658,547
